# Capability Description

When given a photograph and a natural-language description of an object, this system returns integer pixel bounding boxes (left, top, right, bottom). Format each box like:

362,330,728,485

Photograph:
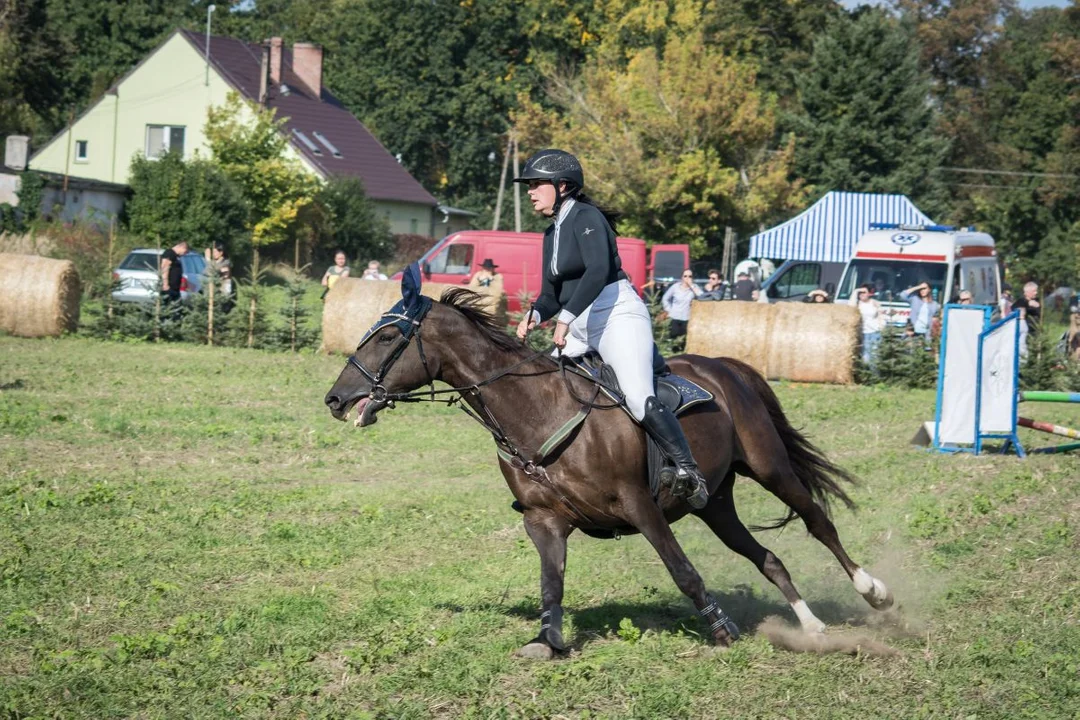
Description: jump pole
1020,391,1080,404
1017,391,1080,454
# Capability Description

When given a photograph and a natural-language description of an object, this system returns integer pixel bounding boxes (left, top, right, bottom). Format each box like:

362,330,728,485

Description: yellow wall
378,200,434,237
30,32,319,184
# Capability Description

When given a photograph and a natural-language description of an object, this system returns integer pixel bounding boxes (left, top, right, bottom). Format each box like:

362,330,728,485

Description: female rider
513,149,709,509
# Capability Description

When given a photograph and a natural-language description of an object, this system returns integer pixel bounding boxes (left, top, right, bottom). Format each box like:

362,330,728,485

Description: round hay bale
321,278,507,354
0,253,80,338
767,303,860,384
685,301,860,384
685,301,772,373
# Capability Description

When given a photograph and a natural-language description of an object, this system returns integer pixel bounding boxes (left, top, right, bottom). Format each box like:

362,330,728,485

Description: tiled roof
179,29,436,207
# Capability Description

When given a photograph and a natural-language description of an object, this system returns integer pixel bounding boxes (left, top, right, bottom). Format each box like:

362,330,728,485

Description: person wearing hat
469,258,504,298
513,148,709,509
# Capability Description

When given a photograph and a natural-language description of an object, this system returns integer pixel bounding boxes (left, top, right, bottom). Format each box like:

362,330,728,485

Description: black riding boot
640,396,710,509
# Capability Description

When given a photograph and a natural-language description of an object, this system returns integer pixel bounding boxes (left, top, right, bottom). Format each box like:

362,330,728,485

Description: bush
865,325,939,389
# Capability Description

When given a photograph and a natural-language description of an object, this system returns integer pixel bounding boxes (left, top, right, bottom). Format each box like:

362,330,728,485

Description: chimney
268,37,283,86
258,45,269,104
291,42,323,99
4,136,29,171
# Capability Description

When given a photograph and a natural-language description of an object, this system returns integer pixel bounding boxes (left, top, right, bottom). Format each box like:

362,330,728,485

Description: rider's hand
553,321,569,349
516,315,536,340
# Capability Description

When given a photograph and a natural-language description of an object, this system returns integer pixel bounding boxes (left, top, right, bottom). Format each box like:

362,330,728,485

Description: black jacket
532,201,625,322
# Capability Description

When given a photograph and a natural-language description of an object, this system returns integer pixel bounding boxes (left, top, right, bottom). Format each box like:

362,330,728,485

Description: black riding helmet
513,149,584,213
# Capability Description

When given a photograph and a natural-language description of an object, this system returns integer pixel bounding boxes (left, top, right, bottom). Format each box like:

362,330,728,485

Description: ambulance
834,223,1000,326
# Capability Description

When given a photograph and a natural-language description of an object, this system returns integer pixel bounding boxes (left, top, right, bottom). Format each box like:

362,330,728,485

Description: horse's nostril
326,395,341,409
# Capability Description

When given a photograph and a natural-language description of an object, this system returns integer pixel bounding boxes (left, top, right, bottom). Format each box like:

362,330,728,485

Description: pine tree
789,9,949,213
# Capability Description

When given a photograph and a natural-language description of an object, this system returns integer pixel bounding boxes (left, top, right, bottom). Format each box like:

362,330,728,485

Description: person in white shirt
849,284,884,366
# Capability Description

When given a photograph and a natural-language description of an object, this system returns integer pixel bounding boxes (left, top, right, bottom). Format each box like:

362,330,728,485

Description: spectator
848,284,884,366
203,241,234,314
1014,281,1041,357
160,240,188,303
700,269,727,301
661,269,702,341
1000,285,1014,317
732,271,756,301
361,260,388,280
958,290,973,305
321,250,351,296
468,258,504,297
900,281,940,340
805,288,830,303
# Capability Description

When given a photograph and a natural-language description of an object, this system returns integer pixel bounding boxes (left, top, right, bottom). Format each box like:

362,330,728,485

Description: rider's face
527,181,559,217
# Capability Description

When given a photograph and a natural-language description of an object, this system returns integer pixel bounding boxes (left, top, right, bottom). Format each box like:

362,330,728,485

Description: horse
324,271,893,659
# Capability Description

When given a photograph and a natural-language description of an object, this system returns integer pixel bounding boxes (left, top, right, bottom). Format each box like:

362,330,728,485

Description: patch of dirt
757,616,899,657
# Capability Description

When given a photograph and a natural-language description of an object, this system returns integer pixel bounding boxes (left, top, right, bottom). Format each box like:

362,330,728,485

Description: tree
205,92,320,346
789,9,949,214
127,151,248,251
514,21,806,256
314,177,392,266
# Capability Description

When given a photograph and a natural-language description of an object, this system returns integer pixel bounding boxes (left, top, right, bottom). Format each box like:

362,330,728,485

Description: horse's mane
439,287,529,354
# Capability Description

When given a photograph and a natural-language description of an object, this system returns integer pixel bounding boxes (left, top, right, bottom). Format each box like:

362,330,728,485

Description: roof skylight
312,131,343,158
292,129,322,156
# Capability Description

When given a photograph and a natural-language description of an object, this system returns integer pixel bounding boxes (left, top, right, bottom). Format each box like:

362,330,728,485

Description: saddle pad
568,354,714,417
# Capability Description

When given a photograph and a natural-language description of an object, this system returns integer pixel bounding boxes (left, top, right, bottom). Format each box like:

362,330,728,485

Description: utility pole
491,136,511,231
205,5,216,86
512,135,521,233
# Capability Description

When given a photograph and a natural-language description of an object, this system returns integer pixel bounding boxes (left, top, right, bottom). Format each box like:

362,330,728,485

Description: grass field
1,335,1078,719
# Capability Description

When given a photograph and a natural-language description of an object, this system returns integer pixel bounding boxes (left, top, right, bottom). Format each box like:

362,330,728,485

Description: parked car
111,248,206,303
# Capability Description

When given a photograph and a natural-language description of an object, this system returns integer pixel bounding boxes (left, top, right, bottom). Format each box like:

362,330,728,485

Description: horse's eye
377,332,395,345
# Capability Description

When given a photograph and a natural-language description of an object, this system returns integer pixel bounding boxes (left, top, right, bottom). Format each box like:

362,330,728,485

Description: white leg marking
853,567,894,609
792,600,826,634
852,567,874,595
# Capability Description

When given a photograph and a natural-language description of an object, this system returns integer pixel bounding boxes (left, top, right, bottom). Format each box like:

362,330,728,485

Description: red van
409,230,689,313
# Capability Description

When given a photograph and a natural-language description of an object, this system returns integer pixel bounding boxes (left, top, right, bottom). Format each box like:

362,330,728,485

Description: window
651,249,685,283
410,218,418,234
118,251,160,272
312,131,343,158
836,259,947,303
292,129,322,156
428,243,474,275
74,140,88,163
145,125,186,159
766,263,820,300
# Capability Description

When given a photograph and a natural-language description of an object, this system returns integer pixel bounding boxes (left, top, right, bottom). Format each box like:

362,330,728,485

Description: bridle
345,295,436,406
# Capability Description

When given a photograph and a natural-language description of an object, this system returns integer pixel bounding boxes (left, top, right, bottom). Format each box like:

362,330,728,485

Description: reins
348,307,632,524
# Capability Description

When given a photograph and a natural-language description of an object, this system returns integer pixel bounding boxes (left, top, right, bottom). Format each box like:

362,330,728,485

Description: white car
111,249,206,303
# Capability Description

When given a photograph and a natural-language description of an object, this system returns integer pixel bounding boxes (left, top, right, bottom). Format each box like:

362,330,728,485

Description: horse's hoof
803,619,827,635
867,580,894,611
711,618,741,646
514,642,555,660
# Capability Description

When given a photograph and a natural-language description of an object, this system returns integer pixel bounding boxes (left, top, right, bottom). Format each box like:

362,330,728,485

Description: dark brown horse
325,280,893,659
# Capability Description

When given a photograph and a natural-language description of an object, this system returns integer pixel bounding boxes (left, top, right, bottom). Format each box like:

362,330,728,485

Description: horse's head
324,264,436,426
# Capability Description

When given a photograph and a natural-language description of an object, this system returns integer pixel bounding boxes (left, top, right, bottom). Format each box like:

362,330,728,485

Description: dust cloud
757,616,900,657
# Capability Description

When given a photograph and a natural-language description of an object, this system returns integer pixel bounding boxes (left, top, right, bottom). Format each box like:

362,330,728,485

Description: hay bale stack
686,301,860,384
0,253,80,338
321,278,508,354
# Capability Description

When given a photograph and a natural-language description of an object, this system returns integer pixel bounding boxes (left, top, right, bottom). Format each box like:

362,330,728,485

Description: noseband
346,296,435,403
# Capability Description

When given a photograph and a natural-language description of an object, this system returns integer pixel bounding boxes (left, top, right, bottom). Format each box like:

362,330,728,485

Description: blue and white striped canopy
748,191,935,263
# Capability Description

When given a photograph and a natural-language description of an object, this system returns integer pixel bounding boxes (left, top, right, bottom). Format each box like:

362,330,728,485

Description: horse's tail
722,358,858,531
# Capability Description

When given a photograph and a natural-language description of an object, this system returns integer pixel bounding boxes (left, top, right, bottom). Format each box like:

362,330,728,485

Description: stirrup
671,467,709,510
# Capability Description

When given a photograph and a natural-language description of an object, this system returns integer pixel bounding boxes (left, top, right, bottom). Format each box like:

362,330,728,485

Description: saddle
567,352,714,500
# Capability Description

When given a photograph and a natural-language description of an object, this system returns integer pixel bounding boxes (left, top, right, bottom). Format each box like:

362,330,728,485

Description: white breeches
559,280,655,421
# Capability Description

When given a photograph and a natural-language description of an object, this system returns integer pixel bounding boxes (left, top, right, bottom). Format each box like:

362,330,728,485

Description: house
23,29,440,236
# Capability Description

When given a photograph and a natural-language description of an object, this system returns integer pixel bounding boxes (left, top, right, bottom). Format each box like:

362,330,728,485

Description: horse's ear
401,262,422,310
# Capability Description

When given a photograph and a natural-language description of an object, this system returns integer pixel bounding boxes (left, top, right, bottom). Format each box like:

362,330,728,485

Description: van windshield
837,259,948,303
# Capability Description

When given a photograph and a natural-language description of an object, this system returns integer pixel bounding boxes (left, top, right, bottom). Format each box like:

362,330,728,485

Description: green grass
1,335,1078,719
